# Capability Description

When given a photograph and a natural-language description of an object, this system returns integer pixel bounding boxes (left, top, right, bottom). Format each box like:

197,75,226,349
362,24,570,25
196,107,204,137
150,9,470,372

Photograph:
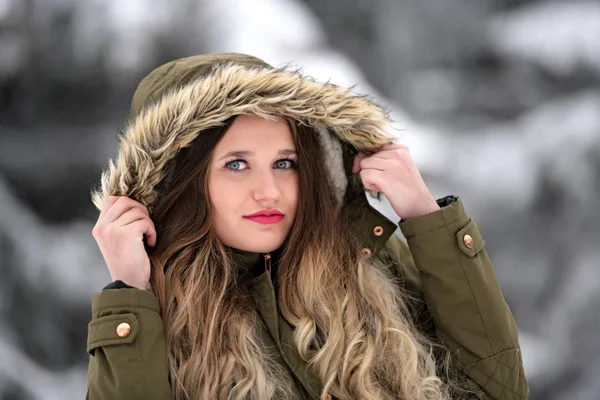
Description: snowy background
0,0,599,399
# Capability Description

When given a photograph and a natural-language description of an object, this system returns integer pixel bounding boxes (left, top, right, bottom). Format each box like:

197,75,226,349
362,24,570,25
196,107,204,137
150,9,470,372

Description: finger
352,152,368,173
381,142,408,150
114,208,150,228
104,196,149,224
99,196,120,220
103,196,135,224
125,218,157,247
359,169,385,192
359,156,392,171
372,144,410,159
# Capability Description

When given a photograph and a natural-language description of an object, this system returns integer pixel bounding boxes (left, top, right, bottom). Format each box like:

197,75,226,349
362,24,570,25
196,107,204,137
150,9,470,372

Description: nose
252,169,281,203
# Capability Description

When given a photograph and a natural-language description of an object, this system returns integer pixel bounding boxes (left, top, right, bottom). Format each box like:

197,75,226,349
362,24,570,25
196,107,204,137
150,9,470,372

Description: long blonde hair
147,116,463,399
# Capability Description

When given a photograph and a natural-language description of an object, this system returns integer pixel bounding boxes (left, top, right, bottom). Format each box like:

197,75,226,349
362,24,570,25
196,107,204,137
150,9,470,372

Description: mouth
243,209,284,225
243,215,284,225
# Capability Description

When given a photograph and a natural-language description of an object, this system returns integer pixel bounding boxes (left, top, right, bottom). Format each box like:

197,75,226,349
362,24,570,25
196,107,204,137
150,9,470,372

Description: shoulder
376,233,437,337
376,233,423,298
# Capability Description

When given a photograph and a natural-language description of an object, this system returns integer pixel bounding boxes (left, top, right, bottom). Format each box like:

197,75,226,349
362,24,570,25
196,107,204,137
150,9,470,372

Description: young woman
87,53,528,400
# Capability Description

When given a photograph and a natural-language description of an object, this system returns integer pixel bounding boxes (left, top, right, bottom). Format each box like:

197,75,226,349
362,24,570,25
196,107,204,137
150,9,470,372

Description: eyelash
224,156,298,171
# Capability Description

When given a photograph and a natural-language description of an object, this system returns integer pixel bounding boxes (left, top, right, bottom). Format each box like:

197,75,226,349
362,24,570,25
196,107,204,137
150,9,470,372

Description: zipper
264,252,271,274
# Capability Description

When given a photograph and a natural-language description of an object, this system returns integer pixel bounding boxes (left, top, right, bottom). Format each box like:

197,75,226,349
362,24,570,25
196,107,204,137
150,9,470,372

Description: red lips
243,209,284,225
244,209,283,218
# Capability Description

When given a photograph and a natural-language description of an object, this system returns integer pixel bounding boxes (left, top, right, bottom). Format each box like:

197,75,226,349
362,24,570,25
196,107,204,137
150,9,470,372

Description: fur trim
313,124,347,208
92,62,395,213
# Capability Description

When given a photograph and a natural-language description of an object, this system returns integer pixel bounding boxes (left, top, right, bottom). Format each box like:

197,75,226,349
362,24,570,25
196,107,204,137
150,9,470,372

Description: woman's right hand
92,196,157,290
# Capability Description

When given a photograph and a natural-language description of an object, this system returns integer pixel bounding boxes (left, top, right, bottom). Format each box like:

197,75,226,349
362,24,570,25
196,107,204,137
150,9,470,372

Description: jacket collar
346,192,398,256
226,246,262,271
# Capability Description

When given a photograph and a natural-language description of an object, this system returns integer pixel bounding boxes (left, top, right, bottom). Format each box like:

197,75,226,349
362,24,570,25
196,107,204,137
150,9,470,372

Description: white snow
489,1,600,74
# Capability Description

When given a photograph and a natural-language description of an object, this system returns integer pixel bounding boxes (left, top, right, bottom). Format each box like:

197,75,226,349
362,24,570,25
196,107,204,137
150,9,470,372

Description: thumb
352,153,368,173
99,195,120,219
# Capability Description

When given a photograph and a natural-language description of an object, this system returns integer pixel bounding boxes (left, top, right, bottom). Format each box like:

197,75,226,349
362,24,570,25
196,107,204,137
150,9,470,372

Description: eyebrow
218,149,297,161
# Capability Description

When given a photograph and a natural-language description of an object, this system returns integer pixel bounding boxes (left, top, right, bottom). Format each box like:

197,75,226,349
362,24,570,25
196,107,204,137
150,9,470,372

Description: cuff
399,195,466,238
102,280,136,290
88,289,162,355
92,287,161,317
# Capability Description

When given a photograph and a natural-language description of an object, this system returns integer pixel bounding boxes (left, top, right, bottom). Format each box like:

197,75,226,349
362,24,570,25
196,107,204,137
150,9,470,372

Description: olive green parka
87,53,528,400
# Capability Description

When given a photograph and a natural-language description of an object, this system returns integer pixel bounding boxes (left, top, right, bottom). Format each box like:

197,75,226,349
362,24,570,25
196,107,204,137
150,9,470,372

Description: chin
241,236,286,254
248,242,283,254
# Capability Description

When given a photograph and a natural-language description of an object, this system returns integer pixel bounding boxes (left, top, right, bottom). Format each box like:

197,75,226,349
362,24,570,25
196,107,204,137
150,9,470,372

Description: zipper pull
264,253,271,273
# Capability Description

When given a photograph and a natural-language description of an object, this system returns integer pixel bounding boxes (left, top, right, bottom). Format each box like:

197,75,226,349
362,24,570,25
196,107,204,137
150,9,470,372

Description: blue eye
225,158,296,171
275,159,296,169
226,159,248,171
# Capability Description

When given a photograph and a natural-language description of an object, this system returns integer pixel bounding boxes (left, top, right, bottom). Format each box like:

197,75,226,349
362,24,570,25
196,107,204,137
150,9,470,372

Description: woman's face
208,114,299,253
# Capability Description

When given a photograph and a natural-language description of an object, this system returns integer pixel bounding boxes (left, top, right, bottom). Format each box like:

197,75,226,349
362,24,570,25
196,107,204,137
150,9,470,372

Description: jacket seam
440,213,495,357
497,355,525,372
93,303,159,315
464,348,520,371
486,377,525,398
465,348,527,397
497,351,520,399
86,368,98,393
480,353,504,395
479,369,526,398
133,290,146,400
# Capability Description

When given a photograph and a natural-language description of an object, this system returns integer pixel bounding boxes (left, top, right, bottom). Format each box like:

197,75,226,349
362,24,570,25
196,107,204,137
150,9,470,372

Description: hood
90,53,400,261
91,53,396,214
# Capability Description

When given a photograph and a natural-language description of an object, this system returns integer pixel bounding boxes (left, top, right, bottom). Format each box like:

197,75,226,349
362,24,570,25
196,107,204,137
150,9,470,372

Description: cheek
210,179,240,215
285,175,299,210
209,173,232,223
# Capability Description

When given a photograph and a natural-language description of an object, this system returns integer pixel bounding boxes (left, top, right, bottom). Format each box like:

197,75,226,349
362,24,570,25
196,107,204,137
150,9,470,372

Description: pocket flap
456,219,485,258
87,313,139,354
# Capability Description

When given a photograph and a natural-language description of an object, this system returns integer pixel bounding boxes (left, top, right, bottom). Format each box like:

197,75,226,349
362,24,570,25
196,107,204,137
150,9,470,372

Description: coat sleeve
86,288,173,400
383,196,529,400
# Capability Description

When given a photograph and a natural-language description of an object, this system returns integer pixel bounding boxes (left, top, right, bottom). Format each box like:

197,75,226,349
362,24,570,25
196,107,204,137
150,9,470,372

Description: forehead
216,115,295,150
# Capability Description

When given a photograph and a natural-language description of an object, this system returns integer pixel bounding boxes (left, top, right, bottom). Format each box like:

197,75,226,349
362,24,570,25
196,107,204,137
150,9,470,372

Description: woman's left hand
352,143,440,220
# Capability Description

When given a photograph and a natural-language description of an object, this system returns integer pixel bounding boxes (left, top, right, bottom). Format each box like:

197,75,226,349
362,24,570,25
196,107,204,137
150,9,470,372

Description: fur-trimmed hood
91,53,396,219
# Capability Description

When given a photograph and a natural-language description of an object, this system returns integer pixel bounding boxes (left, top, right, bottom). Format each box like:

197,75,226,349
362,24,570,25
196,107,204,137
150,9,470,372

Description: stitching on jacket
496,356,525,372
488,364,526,398
485,376,525,398
476,370,526,398
467,349,527,397
464,348,518,371
492,351,514,396
86,368,98,393
497,350,520,399
133,290,146,400
94,303,159,314
480,353,503,394
439,213,494,357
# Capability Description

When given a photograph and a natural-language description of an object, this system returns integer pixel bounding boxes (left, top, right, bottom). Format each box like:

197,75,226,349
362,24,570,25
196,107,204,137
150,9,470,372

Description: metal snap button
373,226,384,236
361,248,372,257
116,322,131,338
463,234,474,249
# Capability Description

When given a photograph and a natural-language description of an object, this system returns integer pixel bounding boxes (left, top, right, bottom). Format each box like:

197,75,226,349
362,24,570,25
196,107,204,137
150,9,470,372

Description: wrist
111,276,148,290
401,199,440,220
103,280,136,290
128,281,148,290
